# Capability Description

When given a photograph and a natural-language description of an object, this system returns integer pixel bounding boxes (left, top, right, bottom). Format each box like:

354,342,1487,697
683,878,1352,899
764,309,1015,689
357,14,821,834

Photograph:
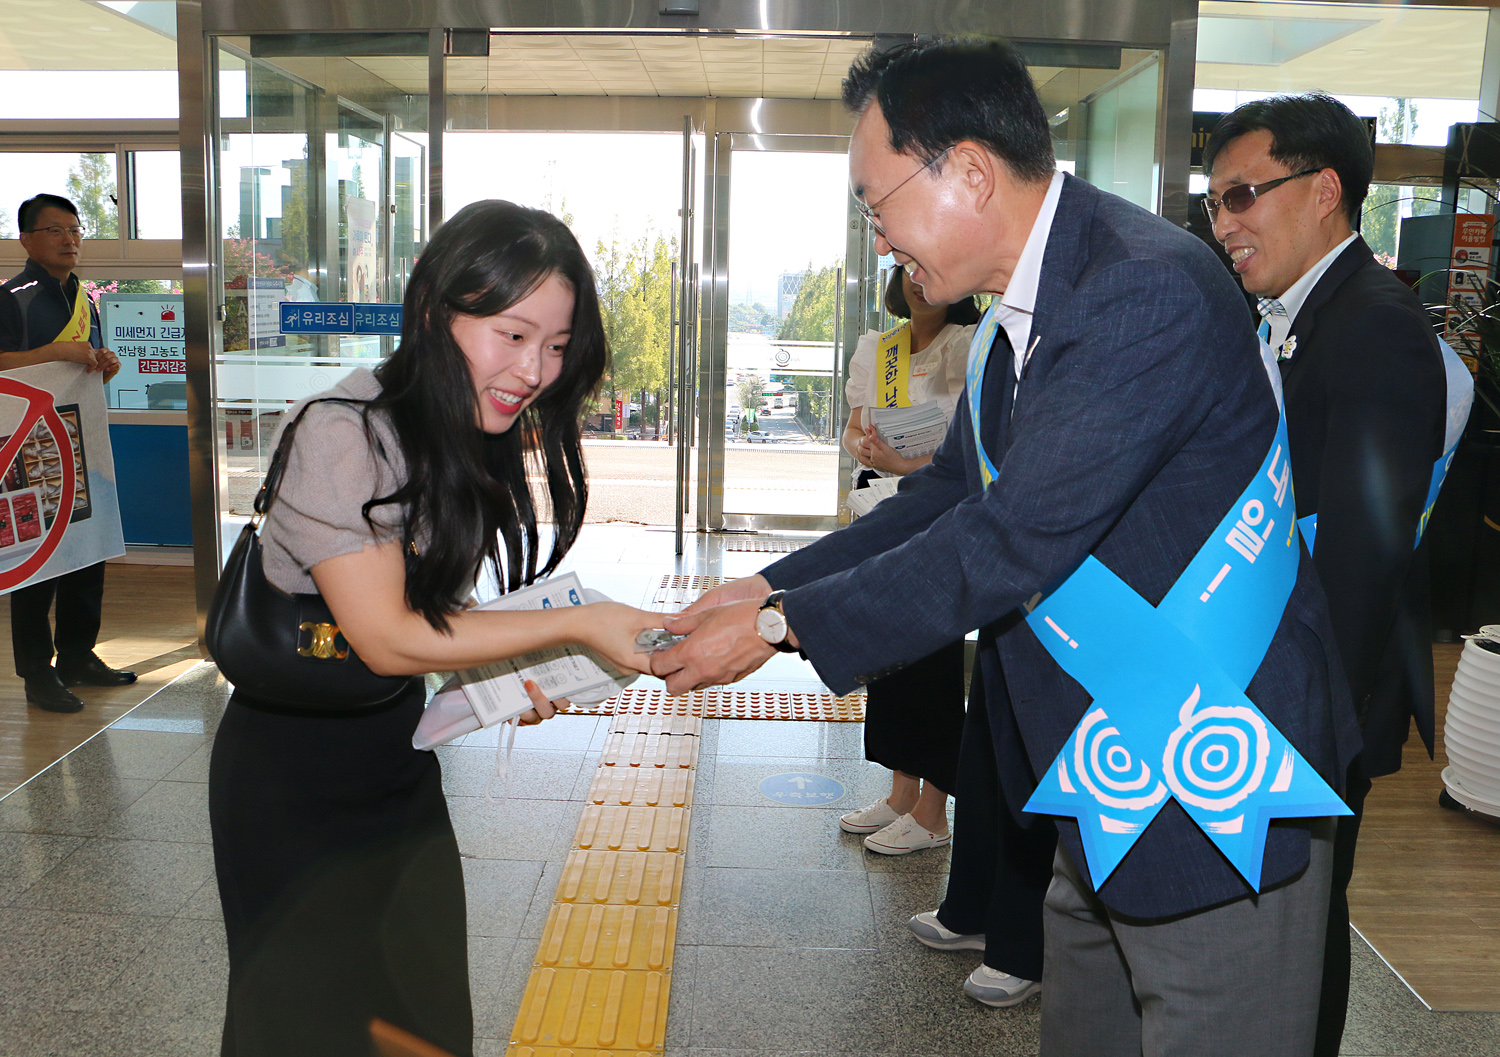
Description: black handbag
204,399,416,712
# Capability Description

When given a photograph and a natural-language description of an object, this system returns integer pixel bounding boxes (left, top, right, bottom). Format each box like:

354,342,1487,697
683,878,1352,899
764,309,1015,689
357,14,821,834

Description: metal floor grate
723,539,810,553
560,686,864,722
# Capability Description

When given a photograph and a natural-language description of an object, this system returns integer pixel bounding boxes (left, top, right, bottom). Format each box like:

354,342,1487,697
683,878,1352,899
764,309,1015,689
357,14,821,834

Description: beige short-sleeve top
260,368,410,595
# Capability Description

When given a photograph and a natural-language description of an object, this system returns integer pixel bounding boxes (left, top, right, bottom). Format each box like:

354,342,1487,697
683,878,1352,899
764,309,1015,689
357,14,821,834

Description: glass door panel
211,39,426,536
719,143,850,526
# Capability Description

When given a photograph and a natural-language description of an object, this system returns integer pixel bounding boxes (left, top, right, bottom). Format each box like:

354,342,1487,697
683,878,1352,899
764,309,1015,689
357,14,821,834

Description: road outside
584,406,842,524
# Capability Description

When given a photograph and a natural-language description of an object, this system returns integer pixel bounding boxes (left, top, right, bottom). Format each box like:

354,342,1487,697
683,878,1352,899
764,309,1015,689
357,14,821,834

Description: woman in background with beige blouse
837,268,980,854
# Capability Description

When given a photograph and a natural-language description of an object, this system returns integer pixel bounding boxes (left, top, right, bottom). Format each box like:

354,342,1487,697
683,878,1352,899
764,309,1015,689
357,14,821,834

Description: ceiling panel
0,0,176,71
1197,1,1488,101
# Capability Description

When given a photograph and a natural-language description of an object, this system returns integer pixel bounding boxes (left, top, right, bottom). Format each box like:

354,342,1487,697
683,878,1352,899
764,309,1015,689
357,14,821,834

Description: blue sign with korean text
353,303,404,335
280,302,353,334
279,302,403,335
758,772,846,806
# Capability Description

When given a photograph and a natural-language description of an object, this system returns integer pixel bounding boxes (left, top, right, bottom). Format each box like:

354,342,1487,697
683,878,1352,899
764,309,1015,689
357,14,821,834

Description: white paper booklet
866,400,949,459
847,475,901,517
457,572,625,727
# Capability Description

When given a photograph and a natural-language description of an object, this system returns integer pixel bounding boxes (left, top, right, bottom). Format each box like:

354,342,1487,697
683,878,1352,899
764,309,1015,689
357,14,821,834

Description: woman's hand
517,678,559,725
857,426,930,476
576,600,666,676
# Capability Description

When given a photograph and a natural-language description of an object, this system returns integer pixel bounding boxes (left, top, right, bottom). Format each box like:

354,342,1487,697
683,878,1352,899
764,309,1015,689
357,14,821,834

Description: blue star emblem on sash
1022,412,1350,889
964,306,1351,890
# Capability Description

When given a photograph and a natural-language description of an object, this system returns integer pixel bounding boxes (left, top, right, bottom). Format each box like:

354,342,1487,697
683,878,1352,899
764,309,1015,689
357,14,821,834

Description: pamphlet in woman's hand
866,399,948,458
458,572,627,726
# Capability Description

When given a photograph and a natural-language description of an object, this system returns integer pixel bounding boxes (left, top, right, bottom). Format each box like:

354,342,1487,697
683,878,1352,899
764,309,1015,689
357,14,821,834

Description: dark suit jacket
764,174,1361,919
1281,237,1447,778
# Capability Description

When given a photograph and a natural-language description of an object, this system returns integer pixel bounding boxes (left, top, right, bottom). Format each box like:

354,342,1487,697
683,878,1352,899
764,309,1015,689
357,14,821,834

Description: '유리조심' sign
99,294,185,411
279,302,403,335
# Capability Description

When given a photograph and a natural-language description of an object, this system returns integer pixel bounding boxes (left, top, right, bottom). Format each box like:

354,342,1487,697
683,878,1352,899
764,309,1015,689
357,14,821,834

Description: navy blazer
765,174,1361,919
1281,237,1447,778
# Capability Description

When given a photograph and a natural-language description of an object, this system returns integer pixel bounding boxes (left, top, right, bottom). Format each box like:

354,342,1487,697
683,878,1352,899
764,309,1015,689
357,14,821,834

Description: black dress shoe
55,653,137,688
25,672,85,713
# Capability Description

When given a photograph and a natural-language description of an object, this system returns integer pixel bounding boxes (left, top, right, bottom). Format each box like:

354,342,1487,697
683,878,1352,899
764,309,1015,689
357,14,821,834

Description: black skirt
863,639,967,793
208,683,472,1057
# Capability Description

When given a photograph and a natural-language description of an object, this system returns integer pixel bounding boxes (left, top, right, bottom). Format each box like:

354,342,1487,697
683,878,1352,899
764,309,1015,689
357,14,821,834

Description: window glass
129,152,182,239
1196,2,1488,146
0,153,119,239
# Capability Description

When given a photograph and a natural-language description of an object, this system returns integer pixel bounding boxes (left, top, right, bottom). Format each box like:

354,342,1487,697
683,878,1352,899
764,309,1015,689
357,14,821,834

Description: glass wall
211,38,427,529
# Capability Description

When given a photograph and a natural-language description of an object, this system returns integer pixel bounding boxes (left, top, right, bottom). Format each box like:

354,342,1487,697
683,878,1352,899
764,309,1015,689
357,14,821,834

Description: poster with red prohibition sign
0,363,124,593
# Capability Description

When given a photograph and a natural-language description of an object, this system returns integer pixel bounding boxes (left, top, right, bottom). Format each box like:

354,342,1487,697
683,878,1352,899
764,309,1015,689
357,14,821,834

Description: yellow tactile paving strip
510,712,700,1055
509,568,861,1056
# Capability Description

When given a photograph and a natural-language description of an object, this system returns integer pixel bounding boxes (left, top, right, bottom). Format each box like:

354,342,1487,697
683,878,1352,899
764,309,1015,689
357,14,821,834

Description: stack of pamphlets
458,571,627,727
866,400,948,460
847,475,901,517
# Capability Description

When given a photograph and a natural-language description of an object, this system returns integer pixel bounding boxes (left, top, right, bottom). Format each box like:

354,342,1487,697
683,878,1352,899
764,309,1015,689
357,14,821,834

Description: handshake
631,573,792,695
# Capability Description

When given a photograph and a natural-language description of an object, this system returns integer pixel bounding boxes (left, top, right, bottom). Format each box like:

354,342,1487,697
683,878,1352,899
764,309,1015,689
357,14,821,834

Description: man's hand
650,597,778,694
679,573,771,615
97,347,121,384
52,341,101,371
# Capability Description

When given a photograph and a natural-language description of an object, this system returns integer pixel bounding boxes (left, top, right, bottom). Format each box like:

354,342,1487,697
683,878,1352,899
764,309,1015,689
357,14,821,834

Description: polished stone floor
1,526,1498,1055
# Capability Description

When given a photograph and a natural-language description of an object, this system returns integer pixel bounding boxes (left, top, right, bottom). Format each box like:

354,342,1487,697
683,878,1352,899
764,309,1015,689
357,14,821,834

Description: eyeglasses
24,224,87,239
854,146,953,236
1202,168,1323,224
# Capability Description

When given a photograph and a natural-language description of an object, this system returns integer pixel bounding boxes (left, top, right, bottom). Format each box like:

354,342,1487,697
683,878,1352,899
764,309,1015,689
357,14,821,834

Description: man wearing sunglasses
0,193,133,714
655,37,1358,1056
1204,94,1452,1057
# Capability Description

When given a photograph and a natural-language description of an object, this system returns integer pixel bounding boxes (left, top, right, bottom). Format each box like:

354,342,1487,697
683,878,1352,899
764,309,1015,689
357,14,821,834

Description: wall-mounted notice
99,293,186,411
1443,213,1494,375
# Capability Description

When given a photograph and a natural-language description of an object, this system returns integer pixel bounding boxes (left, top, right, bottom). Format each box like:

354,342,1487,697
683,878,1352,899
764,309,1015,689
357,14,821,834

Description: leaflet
866,399,948,459
457,572,624,726
847,475,900,516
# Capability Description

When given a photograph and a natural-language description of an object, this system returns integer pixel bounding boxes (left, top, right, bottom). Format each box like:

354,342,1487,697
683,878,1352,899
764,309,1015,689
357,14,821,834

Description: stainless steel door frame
674,115,699,555
705,130,874,534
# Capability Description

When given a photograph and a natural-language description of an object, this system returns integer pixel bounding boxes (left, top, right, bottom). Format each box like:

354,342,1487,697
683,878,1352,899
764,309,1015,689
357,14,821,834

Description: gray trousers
1040,820,1335,1057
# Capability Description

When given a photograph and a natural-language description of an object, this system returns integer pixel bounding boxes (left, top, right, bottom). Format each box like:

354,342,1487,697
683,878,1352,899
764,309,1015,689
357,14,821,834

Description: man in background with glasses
1205,94,1456,1057
656,37,1359,1056
0,193,132,714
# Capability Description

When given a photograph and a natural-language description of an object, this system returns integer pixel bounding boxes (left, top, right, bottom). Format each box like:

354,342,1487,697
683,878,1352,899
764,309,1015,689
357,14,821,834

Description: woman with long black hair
208,200,660,1057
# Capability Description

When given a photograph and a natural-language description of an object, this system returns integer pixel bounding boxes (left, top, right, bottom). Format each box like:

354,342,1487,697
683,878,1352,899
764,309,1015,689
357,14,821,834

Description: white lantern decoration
1441,626,1500,821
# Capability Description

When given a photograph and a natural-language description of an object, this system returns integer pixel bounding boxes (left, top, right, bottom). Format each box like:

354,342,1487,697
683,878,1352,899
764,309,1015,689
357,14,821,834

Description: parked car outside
745,430,774,443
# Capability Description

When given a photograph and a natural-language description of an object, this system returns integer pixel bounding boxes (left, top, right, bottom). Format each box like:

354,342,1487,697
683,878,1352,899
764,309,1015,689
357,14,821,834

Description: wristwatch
755,591,799,653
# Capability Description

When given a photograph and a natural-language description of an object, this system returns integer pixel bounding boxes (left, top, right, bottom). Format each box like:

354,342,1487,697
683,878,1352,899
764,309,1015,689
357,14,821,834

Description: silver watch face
755,605,788,644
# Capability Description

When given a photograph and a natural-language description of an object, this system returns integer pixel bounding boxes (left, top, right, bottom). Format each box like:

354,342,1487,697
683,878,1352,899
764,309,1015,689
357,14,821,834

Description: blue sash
965,312,1349,890
1297,337,1473,551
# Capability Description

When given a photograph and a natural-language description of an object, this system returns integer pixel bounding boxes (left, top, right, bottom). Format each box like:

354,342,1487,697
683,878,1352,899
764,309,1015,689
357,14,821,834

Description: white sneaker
838,797,901,834
862,813,951,855
963,964,1041,1008
907,911,985,951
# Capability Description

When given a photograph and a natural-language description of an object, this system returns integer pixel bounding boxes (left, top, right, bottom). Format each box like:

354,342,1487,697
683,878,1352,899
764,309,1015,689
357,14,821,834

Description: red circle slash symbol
0,377,77,592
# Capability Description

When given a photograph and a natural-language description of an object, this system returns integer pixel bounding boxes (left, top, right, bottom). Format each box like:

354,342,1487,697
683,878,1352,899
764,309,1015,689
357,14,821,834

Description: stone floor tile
462,857,546,938
695,805,866,872
14,837,214,917
678,866,876,949
706,754,888,810
101,780,211,844
96,917,227,1020
0,833,86,907
439,746,589,800
448,797,582,862
54,730,204,782
713,718,866,761
0,769,155,838
0,908,172,1014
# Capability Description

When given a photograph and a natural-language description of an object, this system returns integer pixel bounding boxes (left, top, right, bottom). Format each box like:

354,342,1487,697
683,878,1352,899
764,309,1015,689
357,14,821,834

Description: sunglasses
1202,168,1323,223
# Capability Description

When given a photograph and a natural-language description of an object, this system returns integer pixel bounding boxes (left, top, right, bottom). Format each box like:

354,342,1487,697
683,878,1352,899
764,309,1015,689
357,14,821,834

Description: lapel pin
1277,335,1297,362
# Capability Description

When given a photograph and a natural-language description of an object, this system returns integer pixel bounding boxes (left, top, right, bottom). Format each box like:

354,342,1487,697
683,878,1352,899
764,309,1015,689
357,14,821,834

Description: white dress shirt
1257,232,1358,356
993,170,1066,389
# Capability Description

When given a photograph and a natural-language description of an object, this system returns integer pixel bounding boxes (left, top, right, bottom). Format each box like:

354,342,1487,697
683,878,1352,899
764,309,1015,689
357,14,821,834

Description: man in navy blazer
1205,94,1451,1057
653,38,1360,1054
